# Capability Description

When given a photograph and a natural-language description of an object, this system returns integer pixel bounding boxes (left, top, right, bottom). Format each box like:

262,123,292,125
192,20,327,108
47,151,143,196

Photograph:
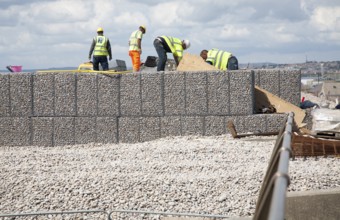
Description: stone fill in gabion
254,69,301,106
0,70,301,146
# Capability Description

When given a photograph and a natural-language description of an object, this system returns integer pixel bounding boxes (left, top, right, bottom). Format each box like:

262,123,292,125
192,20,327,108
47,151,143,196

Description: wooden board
177,53,218,71
227,120,279,138
292,132,340,157
255,86,306,128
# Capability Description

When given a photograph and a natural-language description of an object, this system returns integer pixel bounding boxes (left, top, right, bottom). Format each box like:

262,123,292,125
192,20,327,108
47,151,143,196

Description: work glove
88,56,91,60
109,57,112,61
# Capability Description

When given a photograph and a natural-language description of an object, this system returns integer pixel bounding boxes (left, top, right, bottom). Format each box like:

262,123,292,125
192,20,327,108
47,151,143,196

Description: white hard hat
183,39,190,49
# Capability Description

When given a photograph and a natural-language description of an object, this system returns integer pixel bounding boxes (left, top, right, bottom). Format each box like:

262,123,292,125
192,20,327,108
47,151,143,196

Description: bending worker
128,25,146,72
200,48,238,70
89,27,112,71
153,36,190,71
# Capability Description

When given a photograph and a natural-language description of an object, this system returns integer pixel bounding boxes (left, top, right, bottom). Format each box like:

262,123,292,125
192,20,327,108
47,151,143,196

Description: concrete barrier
285,188,340,220
0,69,300,146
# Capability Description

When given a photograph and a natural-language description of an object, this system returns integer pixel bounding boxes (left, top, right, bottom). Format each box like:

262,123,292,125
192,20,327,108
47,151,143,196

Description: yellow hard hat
140,25,146,33
97,27,104,32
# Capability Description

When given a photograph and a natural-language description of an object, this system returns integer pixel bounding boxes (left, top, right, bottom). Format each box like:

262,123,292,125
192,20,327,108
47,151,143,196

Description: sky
0,0,339,70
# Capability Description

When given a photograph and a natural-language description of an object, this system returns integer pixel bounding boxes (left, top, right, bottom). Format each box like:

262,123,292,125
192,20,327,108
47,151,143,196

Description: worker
200,48,238,70
88,27,112,71
153,36,190,71
128,25,146,72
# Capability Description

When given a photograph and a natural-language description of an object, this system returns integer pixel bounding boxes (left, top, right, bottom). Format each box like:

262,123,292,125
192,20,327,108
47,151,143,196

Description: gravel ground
1,135,339,219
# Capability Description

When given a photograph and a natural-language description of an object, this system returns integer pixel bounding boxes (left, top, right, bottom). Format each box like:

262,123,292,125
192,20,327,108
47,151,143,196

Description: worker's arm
173,55,180,66
137,38,142,53
88,39,95,59
107,40,112,60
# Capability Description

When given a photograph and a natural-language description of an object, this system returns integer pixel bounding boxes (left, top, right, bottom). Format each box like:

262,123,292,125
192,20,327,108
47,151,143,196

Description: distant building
318,81,340,102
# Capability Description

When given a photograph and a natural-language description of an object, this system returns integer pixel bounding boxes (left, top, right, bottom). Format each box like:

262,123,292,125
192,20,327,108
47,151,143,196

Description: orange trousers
129,50,141,72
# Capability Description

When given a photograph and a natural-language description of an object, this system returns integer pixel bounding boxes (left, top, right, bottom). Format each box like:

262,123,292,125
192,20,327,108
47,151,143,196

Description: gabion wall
254,69,301,106
0,69,299,146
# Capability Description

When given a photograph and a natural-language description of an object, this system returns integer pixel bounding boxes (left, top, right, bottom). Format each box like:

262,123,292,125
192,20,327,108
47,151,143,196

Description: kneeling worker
200,48,238,70
153,36,190,71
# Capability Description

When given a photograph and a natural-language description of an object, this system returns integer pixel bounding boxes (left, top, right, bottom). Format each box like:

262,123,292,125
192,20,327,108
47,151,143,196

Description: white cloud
150,2,180,27
1,0,340,69
273,33,300,44
113,12,149,29
272,25,301,43
17,1,91,24
310,6,340,31
220,25,250,39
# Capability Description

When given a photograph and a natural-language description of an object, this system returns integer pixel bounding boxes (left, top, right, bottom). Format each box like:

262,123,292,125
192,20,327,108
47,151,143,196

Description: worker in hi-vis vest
200,48,238,70
153,36,190,71
88,27,112,71
128,25,146,72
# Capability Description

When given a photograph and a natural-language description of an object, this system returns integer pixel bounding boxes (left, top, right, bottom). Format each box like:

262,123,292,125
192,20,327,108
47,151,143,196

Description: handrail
0,210,109,219
253,112,294,220
109,209,229,219
0,209,230,219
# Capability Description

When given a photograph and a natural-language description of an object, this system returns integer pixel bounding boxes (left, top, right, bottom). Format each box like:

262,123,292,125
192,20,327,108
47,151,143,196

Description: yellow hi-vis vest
162,36,184,61
206,49,232,70
93,36,109,56
129,30,143,51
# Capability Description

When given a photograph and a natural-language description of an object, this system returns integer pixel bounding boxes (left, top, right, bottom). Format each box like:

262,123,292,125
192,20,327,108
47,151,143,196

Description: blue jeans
153,39,167,71
93,56,109,71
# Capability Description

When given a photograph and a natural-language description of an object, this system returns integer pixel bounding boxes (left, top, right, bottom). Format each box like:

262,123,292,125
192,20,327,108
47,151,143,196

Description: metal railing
0,209,230,220
253,112,294,220
0,210,109,219
109,209,230,219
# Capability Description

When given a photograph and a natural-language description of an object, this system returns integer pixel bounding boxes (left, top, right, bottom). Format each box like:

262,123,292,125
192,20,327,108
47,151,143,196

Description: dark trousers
153,39,167,71
93,56,109,71
227,56,239,70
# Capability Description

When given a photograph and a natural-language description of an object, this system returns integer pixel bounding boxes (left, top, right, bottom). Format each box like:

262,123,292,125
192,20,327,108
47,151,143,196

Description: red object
301,96,305,102
7,65,22,72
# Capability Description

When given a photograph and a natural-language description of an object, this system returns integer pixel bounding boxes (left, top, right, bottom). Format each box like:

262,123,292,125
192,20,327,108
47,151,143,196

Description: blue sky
0,0,339,69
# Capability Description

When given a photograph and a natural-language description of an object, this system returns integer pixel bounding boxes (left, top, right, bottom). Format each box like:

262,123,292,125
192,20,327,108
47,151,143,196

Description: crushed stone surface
1,135,339,218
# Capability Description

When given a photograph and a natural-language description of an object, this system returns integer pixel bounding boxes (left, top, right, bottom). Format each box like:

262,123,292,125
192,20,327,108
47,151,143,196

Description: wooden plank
255,86,306,128
291,133,340,157
227,120,239,138
227,120,279,138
